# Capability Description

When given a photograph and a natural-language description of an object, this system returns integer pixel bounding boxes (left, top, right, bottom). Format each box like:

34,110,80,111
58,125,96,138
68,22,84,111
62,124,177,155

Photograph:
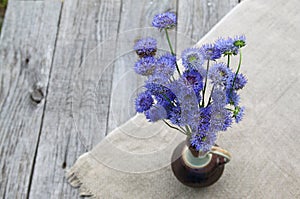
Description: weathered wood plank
0,1,62,198
107,0,177,134
177,0,240,53
28,0,122,198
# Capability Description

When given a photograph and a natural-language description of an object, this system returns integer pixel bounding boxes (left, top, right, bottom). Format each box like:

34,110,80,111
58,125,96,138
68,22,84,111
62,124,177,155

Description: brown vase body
171,141,231,188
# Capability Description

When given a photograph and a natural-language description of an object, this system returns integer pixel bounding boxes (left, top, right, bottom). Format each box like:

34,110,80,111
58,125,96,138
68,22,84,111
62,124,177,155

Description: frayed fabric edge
66,153,97,198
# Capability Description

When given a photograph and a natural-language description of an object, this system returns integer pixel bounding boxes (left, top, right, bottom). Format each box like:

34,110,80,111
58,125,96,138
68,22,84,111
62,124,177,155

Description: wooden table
0,0,240,198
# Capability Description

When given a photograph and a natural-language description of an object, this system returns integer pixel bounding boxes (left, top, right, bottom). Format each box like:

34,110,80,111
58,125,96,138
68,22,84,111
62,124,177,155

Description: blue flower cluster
134,56,156,76
134,37,157,58
233,106,245,123
181,48,204,71
133,11,247,153
149,53,176,84
152,12,177,30
200,44,221,60
145,104,167,122
208,63,231,86
190,130,217,152
182,70,203,103
215,35,246,56
135,91,153,113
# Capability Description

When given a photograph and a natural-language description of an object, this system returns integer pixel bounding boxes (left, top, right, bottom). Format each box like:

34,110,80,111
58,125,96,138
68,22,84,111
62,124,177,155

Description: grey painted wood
0,0,240,198
0,1,62,198
27,0,122,198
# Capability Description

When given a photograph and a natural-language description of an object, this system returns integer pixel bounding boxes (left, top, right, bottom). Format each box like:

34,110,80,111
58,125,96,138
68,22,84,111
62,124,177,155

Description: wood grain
27,0,122,198
0,1,62,198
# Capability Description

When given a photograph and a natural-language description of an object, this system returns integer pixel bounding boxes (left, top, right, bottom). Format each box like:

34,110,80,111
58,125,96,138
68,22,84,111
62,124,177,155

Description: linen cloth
67,0,300,198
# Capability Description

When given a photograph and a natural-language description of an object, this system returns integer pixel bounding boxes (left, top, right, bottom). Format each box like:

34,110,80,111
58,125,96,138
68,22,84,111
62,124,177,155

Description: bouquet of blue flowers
133,12,247,153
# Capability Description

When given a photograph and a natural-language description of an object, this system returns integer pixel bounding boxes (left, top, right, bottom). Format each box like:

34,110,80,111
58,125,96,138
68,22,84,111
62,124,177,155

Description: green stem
226,108,234,111
201,60,210,107
185,125,192,137
165,29,174,55
231,49,242,91
179,126,186,133
163,120,186,135
227,54,230,68
171,75,176,81
164,28,181,75
162,93,175,107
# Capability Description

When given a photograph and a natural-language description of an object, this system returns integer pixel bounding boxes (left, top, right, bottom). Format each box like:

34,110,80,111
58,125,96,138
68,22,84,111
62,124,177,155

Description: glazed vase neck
182,146,212,168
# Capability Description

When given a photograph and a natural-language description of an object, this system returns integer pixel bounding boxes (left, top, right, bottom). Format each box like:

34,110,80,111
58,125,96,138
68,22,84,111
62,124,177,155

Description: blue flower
233,106,245,123
225,90,240,106
145,83,175,100
198,106,211,132
181,48,204,70
168,106,182,125
227,73,247,90
182,69,203,102
200,43,222,60
134,57,156,76
208,63,231,86
211,87,227,108
145,104,167,122
153,53,176,78
210,106,232,132
215,37,238,56
170,78,197,102
134,37,157,58
190,130,217,152
185,112,201,133
145,83,176,109
190,98,233,152
233,35,246,48
146,53,176,85
168,78,200,126
146,74,169,85
223,110,233,131
135,91,153,113
152,12,177,30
